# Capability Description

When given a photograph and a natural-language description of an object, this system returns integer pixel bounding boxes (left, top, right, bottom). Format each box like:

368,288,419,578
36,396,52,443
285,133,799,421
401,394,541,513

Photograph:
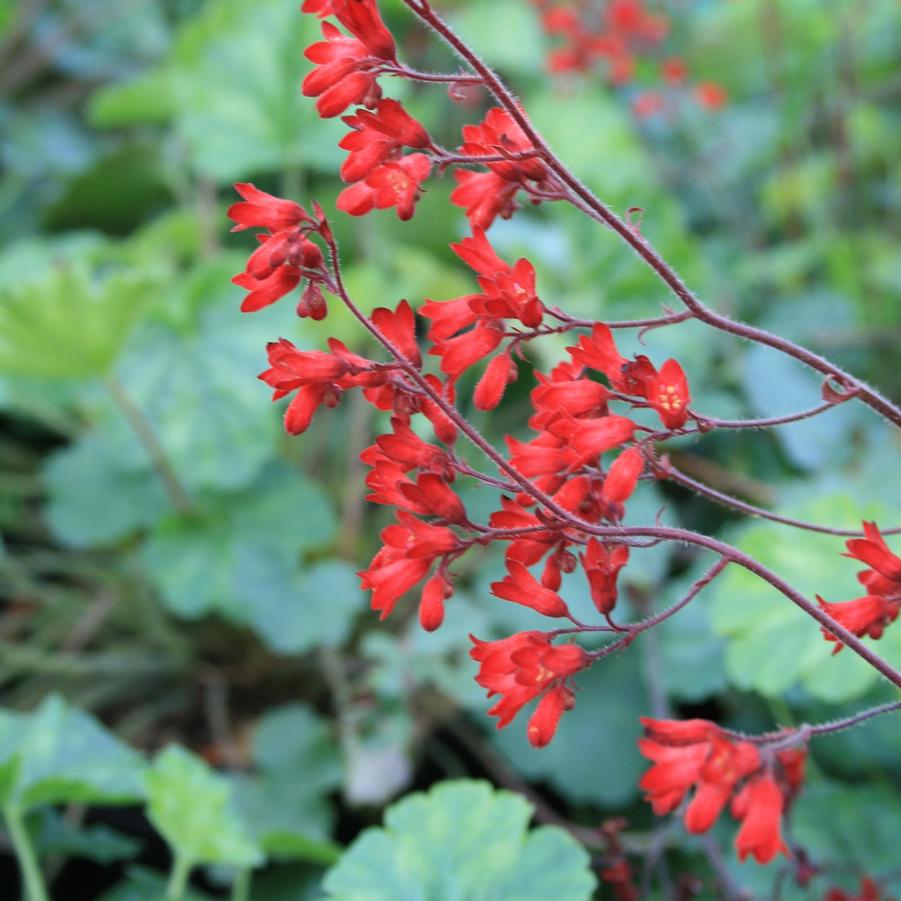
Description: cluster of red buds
228,0,901,875
529,0,728,118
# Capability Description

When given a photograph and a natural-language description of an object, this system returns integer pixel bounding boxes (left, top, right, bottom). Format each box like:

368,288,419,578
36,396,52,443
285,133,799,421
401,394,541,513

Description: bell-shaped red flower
646,358,690,429
469,631,587,739
732,774,786,864
817,594,900,653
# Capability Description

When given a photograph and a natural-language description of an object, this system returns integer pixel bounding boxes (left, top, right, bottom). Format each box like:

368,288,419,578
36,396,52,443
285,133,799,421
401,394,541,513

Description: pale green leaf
146,746,262,869
0,695,145,812
323,780,596,901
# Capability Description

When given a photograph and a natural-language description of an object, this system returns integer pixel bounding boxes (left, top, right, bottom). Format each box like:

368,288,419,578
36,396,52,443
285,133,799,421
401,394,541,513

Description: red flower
339,99,430,182
602,446,644,506
580,538,629,615
550,414,636,466
474,351,516,411
359,511,460,619
297,282,328,320
450,228,545,328
646,359,690,429
844,522,901,597
567,324,629,388
460,107,545,183
469,631,587,739
641,718,719,745
506,433,569,479
451,170,520,230
258,338,363,433
530,375,609,428
817,594,900,653
370,299,420,366
365,417,452,475
632,91,664,120
227,183,309,232
330,0,396,61
233,267,303,313
421,294,480,342
491,560,571,618
451,107,546,229
639,718,761,836
732,774,785,864
399,473,468,524
489,496,556,565
301,0,333,17
696,81,728,110
661,56,687,84
431,323,504,379
228,184,325,313
419,572,453,632
337,153,432,220
359,547,431,620
527,684,573,747
685,735,760,834
302,23,381,118
638,738,709,815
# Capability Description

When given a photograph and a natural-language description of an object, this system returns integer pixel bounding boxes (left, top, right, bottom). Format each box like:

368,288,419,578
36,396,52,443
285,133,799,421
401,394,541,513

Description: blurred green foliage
0,0,899,897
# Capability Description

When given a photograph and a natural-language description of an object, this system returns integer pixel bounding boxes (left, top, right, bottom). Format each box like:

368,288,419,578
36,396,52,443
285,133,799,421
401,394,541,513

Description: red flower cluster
228,184,325,314
302,0,395,118
469,631,588,746
529,0,728,119
638,718,806,864
532,0,666,81
567,324,691,429
230,1,901,875
818,522,901,653
336,100,433,220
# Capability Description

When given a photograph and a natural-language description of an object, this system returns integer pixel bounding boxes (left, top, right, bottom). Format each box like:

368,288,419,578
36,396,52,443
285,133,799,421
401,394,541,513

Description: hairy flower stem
723,699,901,746
400,0,901,430
662,461,901,537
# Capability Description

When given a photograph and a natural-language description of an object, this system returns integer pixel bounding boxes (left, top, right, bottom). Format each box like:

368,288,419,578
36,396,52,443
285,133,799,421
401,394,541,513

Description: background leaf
145,746,262,870
322,780,596,901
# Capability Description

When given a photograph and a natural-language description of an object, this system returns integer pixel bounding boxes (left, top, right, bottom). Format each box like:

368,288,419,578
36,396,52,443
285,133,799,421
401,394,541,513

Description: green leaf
36,810,141,864
146,746,262,870
233,557,363,655
43,145,174,234
323,780,596,901
234,704,342,863
43,431,171,547
490,653,648,807
90,0,338,180
0,265,156,380
742,343,861,471
710,473,901,702
0,695,145,812
109,296,281,494
655,564,727,702
98,866,214,901
141,465,337,622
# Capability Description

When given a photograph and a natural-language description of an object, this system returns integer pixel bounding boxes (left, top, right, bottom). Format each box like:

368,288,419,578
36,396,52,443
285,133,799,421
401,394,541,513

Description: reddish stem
662,462,901,538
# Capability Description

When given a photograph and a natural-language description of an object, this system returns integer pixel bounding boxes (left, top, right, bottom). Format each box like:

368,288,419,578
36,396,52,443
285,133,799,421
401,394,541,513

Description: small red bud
297,282,328,321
